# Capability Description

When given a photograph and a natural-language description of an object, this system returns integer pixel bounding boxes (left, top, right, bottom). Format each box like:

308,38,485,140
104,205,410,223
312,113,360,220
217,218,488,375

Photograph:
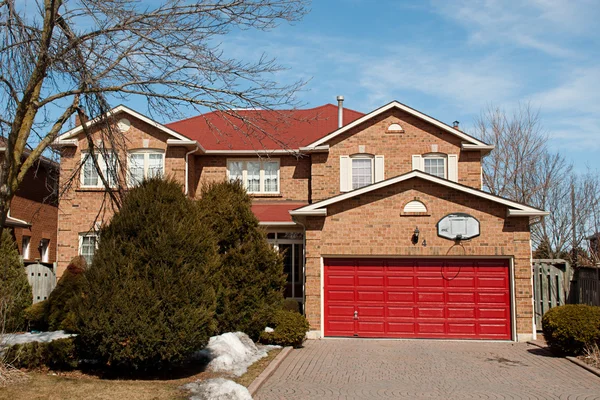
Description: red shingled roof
251,202,306,224
166,104,364,151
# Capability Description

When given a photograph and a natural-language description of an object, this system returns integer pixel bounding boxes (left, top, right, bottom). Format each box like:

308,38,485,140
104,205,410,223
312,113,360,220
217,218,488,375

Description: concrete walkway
256,339,600,399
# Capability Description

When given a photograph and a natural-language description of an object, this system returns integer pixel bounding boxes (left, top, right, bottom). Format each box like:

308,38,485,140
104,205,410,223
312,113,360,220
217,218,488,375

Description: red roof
166,104,364,151
251,202,306,224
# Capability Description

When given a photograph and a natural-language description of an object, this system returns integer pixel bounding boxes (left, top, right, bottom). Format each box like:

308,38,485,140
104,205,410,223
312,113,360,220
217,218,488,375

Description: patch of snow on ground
194,332,279,377
184,378,252,400
1,331,75,346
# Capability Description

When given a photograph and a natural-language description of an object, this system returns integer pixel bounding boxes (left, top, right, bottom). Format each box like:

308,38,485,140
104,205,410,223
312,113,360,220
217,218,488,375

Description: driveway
256,339,600,399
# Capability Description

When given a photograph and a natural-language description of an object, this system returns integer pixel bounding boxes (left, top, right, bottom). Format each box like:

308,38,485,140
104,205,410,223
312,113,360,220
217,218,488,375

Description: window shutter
412,155,423,171
448,154,458,182
374,155,385,182
340,156,350,192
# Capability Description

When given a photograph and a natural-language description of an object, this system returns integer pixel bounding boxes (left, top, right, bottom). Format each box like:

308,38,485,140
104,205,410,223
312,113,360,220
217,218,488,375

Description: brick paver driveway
256,339,600,399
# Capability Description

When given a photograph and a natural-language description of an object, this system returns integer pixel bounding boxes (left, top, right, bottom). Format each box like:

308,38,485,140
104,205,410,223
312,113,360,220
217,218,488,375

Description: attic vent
118,118,131,132
387,123,404,133
403,200,427,213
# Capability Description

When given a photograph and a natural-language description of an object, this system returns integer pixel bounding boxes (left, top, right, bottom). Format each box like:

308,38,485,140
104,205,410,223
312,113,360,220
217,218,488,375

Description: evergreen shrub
0,229,32,332
542,304,600,355
260,310,309,348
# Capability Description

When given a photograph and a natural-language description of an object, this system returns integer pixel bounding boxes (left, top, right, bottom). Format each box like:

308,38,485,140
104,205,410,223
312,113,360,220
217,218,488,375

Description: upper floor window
128,150,165,186
227,159,280,194
351,156,373,189
39,239,50,263
81,152,117,188
22,236,31,260
424,156,446,179
340,154,384,192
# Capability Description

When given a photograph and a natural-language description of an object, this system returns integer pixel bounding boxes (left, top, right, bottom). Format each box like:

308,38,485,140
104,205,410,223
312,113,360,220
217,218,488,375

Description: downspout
184,143,199,196
292,215,307,316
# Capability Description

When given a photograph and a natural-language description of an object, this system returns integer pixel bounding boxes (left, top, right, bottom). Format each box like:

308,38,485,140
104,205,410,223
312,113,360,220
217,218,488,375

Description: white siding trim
448,154,458,182
339,156,350,192
374,155,385,182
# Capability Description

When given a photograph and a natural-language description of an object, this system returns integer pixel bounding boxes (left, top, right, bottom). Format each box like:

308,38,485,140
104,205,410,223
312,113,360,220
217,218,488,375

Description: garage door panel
357,275,385,286
324,258,511,340
446,292,476,304
417,291,445,303
357,306,385,317
387,276,415,286
416,307,445,318
387,306,415,317
387,291,415,302
327,290,354,301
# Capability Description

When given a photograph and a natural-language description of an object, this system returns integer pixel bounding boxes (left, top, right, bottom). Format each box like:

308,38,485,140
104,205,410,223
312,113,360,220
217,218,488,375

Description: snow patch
184,378,252,400
1,331,75,346
264,327,274,333
194,332,279,377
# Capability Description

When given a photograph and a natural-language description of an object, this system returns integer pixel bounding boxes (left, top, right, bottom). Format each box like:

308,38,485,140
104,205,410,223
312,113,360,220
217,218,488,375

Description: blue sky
214,0,600,171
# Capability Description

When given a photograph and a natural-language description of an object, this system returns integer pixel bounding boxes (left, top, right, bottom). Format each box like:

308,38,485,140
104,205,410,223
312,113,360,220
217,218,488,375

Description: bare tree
0,0,309,232
474,103,600,262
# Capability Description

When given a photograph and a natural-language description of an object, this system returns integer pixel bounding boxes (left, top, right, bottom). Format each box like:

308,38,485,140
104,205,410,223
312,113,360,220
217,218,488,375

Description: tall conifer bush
198,181,286,339
0,230,31,333
76,178,218,371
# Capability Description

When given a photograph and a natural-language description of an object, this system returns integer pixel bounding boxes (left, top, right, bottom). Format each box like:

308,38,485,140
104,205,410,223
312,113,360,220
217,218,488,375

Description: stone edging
248,346,293,396
527,340,600,378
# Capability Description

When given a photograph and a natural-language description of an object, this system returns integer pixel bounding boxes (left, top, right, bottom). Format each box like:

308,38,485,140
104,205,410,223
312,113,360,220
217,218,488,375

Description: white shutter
448,154,458,182
374,155,385,182
412,155,423,171
340,156,350,192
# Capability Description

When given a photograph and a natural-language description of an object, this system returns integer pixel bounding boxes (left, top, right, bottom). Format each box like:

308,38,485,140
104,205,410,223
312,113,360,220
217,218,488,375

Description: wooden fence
571,267,600,306
532,259,572,328
25,262,57,303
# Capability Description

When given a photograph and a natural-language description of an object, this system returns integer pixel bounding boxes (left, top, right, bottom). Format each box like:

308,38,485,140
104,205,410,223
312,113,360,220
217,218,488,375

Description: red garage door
324,258,511,340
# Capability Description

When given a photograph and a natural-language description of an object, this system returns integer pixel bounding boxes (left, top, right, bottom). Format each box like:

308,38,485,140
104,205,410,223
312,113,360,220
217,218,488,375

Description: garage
324,258,511,340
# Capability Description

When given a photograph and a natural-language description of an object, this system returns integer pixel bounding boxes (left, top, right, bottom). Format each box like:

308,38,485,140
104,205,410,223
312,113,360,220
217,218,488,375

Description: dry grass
0,348,281,400
235,348,281,387
580,343,600,369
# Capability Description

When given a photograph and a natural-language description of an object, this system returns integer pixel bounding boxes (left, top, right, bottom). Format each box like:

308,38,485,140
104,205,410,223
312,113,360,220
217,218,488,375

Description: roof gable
304,101,492,151
290,170,548,217
54,105,193,145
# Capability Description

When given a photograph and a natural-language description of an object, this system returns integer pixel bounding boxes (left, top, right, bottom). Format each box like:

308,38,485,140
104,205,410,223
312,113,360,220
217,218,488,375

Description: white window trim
267,232,304,300
78,233,99,264
80,151,118,188
127,149,166,187
22,236,31,260
226,158,280,194
350,154,374,190
423,153,448,179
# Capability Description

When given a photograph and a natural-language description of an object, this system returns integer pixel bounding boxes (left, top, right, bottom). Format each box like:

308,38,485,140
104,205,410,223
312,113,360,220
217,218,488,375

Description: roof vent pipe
337,95,344,128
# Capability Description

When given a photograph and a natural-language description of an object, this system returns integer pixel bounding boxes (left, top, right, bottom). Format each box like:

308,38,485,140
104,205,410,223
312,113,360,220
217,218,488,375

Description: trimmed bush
76,178,219,372
260,310,309,348
198,181,286,340
0,229,32,332
3,338,77,370
283,298,300,313
542,304,600,356
24,300,49,331
46,256,87,333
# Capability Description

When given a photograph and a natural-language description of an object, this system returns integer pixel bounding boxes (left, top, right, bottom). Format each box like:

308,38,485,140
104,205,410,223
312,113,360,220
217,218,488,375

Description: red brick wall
56,112,188,276
299,177,533,339
312,108,482,202
6,155,58,264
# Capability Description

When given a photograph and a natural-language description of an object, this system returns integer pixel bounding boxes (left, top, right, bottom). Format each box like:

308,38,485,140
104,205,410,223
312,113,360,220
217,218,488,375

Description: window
81,152,118,188
266,232,304,299
424,156,446,179
40,239,50,263
227,159,280,194
79,234,98,265
351,157,373,189
128,151,165,186
22,236,30,259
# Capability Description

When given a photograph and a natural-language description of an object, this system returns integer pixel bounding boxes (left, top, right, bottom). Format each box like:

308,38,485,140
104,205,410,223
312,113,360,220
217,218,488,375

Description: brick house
53,98,547,342
0,142,58,265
